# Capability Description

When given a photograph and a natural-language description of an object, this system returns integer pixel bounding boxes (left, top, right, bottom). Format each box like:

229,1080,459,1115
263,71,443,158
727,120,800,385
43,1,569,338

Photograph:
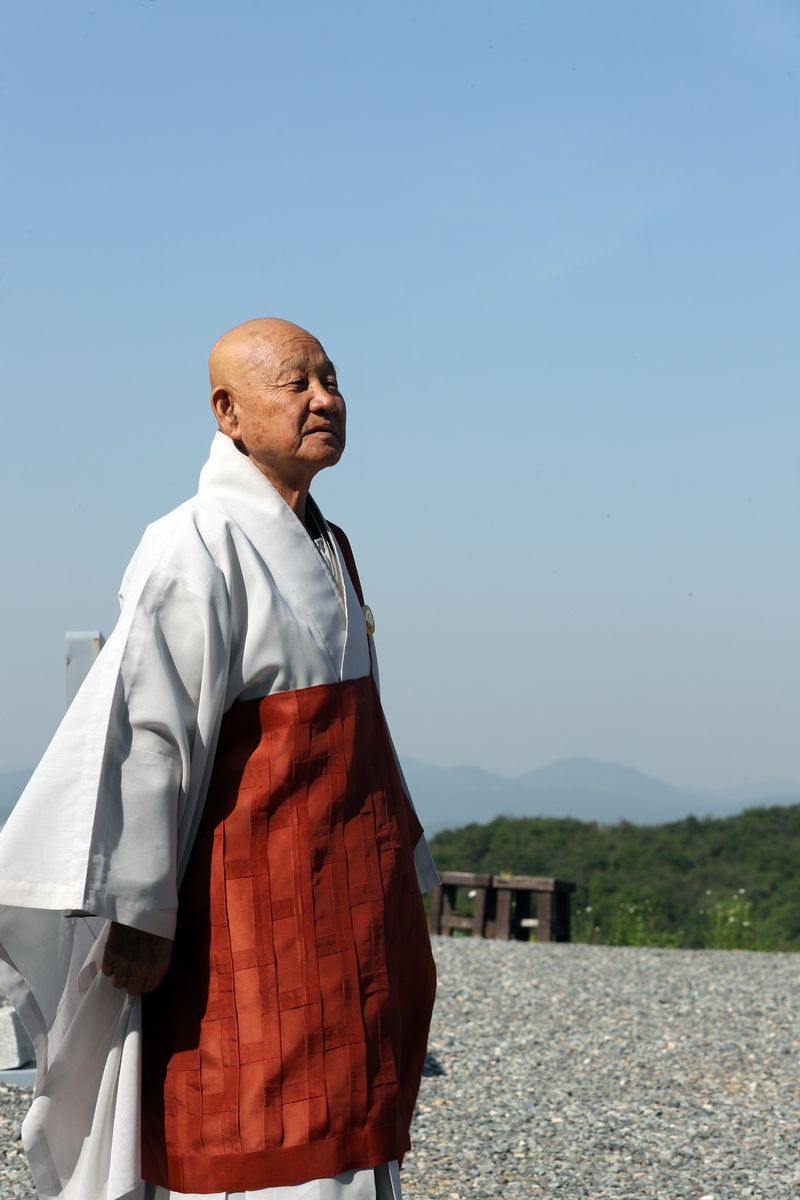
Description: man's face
226,331,346,487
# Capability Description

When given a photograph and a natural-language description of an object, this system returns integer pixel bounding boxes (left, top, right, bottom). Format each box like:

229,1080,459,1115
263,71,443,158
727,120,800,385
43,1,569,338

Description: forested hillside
427,805,800,950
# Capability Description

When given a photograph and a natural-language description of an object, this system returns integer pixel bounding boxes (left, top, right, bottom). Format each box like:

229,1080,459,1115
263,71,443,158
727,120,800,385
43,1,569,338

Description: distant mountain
401,756,800,834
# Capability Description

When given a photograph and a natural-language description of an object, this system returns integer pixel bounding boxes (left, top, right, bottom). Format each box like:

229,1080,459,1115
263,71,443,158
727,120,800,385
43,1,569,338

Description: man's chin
303,440,343,466
304,431,342,448
316,448,343,468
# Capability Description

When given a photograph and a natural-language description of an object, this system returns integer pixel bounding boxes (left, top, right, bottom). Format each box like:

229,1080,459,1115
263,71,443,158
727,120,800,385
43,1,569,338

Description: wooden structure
428,872,576,943
427,872,493,938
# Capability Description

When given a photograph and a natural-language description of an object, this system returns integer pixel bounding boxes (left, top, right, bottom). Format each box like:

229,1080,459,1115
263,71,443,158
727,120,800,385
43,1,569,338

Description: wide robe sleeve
0,509,234,1200
0,510,232,939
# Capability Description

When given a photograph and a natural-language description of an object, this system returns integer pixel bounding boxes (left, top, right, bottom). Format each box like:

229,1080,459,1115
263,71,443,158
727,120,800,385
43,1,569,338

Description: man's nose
308,380,337,410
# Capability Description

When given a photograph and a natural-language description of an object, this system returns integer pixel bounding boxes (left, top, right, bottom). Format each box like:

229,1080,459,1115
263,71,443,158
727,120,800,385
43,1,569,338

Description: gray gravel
0,988,34,1200
402,938,800,1200
2,940,800,1198
0,1084,33,1199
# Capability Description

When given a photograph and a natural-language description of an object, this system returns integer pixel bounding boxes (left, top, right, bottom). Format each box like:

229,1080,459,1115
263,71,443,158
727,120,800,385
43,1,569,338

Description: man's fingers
139,972,166,995
100,950,116,977
101,960,164,994
135,963,170,994
101,923,174,995
101,954,133,991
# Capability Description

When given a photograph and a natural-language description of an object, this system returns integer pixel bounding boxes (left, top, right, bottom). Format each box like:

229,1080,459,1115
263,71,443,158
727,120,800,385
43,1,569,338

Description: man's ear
210,385,242,440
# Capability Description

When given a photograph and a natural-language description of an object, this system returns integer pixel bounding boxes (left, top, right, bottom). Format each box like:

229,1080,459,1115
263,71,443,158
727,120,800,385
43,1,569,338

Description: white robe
0,433,438,1200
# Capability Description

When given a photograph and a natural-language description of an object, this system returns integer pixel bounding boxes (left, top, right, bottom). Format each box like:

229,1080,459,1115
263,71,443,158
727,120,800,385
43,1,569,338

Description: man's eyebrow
276,356,338,378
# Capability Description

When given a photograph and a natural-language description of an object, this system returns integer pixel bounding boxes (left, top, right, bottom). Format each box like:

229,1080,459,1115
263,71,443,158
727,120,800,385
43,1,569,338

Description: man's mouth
305,425,339,439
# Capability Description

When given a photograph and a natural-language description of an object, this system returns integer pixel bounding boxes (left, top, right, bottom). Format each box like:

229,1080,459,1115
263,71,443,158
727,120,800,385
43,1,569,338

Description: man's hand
100,921,173,995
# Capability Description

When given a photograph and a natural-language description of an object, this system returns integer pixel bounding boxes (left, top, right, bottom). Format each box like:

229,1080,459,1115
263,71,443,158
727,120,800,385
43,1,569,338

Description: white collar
198,432,348,674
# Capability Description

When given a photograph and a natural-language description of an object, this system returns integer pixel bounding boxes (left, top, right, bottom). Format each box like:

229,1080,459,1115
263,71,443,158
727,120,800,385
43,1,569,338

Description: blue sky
1,0,799,789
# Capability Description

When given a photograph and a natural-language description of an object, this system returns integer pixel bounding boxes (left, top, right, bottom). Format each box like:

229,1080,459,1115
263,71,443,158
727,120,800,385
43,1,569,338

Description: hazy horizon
4,750,800,806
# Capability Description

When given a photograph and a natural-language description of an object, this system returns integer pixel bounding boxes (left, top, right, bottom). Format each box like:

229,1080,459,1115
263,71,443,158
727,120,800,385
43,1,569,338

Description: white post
65,631,105,707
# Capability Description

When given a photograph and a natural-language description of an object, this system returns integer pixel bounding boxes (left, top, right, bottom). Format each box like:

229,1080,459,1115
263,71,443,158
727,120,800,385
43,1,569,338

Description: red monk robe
141,531,436,1193
142,673,434,1192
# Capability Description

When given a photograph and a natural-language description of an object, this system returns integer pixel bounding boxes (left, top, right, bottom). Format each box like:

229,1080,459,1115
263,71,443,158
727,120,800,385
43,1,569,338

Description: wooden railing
428,872,576,942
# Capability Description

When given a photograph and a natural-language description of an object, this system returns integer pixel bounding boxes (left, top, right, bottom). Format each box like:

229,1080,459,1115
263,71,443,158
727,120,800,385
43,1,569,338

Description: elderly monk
0,319,438,1200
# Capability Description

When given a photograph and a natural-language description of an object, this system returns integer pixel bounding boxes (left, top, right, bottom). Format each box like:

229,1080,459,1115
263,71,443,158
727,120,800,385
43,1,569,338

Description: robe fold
0,432,439,1200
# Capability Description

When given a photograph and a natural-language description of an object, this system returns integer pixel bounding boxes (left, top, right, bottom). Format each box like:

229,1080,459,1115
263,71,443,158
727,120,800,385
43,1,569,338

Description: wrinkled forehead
265,335,336,380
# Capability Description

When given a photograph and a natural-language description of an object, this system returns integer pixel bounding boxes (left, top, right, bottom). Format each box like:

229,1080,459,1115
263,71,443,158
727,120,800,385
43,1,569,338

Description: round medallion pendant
362,603,376,636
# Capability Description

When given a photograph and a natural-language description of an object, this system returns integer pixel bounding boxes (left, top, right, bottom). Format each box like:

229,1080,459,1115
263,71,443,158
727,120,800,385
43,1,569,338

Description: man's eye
326,378,339,391
288,377,308,390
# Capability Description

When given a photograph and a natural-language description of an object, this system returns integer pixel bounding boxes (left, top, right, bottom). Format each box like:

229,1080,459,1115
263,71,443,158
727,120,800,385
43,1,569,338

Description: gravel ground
2,939,800,1198
403,939,800,1200
0,1085,33,1200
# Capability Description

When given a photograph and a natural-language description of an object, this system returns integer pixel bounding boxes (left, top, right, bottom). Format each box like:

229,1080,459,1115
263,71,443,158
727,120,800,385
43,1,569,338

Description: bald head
208,317,346,520
209,317,321,394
